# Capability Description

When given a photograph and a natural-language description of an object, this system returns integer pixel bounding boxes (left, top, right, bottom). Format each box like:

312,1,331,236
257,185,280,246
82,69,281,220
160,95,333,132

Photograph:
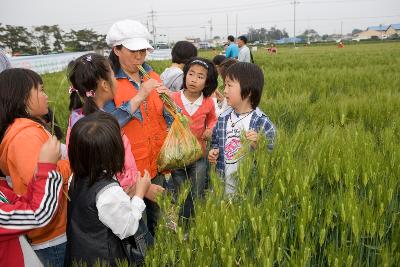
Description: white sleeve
96,185,146,239
245,48,251,63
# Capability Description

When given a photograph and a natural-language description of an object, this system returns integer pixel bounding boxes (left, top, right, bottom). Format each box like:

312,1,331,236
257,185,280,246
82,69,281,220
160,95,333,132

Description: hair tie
86,90,96,98
68,86,78,94
85,55,92,62
190,59,209,69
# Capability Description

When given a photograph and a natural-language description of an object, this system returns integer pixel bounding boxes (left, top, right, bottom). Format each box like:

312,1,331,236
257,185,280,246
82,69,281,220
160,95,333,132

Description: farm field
42,43,400,266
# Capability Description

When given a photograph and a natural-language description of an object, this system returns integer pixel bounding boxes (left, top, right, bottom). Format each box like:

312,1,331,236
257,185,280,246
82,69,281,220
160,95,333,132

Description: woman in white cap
106,20,173,236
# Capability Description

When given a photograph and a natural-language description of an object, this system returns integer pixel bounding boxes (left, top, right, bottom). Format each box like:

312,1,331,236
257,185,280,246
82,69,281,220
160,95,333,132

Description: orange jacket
0,118,70,245
114,71,168,178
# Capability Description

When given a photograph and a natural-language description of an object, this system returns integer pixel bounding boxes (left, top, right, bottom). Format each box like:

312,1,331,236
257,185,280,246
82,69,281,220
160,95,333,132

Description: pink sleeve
116,134,138,189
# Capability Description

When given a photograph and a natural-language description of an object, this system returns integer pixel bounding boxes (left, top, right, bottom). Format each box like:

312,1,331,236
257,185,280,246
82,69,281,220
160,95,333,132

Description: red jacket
0,163,63,267
172,91,217,154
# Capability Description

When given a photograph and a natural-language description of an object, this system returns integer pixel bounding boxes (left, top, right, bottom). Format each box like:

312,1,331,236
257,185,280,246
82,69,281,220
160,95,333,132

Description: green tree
51,25,64,52
0,24,34,54
33,25,52,54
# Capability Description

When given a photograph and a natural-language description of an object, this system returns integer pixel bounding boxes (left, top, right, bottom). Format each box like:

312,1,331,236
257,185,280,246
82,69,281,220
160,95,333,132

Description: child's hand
208,148,219,164
134,170,151,199
137,79,160,101
124,184,136,198
246,130,258,149
202,128,212,141
215,90,225,102
145,184,165,202
38,136,61,164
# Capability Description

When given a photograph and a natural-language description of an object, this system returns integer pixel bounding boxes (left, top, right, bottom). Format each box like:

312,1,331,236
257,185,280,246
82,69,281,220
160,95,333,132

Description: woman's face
114,46,147,74
27,84,48,118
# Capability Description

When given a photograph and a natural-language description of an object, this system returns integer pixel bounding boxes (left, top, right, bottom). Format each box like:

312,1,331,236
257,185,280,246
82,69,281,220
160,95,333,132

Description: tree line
0,24,107,55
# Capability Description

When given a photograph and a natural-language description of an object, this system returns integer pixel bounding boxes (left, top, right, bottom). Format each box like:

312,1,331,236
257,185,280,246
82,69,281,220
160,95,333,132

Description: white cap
106,20,154,51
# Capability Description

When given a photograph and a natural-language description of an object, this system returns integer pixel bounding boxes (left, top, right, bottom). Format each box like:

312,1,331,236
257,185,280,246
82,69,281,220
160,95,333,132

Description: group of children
0,19,275,267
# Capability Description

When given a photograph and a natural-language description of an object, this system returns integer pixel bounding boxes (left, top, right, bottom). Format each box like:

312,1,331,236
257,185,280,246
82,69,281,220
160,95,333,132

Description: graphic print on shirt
224,127,243,164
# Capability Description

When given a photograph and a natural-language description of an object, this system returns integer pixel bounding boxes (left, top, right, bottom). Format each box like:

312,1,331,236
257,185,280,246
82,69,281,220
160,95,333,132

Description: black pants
143,174,166,237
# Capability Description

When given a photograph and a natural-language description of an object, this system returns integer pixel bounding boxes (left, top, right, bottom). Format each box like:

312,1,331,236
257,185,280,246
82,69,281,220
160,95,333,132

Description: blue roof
367,25,389,31
390,24,400,30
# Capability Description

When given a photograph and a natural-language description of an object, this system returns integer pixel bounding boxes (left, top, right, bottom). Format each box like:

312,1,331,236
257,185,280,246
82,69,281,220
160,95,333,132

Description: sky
1,0,400,41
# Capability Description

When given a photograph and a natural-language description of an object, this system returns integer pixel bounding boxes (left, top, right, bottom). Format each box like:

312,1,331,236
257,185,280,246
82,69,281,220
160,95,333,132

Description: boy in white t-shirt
160,41,197,91
208,62,276,194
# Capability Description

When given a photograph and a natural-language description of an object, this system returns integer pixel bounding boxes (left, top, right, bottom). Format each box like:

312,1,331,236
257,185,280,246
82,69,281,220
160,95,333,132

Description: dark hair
172,41,198,64
225,62,264,109
238,35,248,44
0,68,49,141
227,35,235,42
68,53,112,115
212,55,226,66
42,108,63,140
219,58,238,81
108,45,123,74
68,111,124,186
182,57,218,97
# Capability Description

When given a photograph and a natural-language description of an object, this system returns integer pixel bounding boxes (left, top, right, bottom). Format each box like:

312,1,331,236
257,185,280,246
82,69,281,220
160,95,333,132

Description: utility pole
226,14,229,37
341,21,343,38
236,14,238,37
291,1,300,47
209,19,213,40
149,10,156,45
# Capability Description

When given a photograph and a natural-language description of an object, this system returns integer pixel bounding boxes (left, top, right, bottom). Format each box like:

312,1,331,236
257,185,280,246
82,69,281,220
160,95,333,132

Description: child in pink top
66,53,163,201
170,57,218,220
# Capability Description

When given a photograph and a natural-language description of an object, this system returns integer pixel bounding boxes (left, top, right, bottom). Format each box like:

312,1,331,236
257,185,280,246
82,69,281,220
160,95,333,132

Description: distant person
160,41,197,91
225,35,239,59
338,41,345,48
237,35,253,63
0,49,11,73
267,43,278,54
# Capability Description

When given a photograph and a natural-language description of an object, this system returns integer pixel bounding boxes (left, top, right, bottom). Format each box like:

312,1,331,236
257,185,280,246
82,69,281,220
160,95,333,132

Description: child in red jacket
0,136,64,267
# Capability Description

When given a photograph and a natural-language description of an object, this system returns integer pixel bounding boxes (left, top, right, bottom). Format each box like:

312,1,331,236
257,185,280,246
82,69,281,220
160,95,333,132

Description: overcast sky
1,0,399,41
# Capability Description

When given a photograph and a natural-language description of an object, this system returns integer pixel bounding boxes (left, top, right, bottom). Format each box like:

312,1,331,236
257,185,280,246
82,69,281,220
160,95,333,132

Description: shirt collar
115,63,153,79
181,91,203,106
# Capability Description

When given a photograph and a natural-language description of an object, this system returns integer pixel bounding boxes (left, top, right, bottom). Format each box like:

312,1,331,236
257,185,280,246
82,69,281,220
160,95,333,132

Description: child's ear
99,80,110,92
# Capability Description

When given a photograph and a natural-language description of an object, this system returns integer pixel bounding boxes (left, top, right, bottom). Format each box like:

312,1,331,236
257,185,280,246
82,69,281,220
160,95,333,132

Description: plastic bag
157,113,203,171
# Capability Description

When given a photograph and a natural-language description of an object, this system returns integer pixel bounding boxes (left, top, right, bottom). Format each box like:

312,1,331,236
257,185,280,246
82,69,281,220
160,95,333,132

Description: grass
42,42,400,266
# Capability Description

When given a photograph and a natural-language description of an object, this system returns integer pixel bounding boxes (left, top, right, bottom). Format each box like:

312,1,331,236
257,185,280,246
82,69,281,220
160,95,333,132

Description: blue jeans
171,158,208,220
35,242,66,267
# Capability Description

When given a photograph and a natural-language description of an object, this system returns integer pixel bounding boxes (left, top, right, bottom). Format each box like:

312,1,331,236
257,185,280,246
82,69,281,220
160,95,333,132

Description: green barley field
43,43,400,266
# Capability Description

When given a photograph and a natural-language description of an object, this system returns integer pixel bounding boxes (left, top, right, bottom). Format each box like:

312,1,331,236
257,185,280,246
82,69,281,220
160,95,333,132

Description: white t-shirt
224,110,254,194
238,45,251,63
160,67,184,91
181,91,203,116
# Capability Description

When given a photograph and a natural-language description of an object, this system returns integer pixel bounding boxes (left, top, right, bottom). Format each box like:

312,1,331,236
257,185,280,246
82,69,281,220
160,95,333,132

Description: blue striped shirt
211,107,276,176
